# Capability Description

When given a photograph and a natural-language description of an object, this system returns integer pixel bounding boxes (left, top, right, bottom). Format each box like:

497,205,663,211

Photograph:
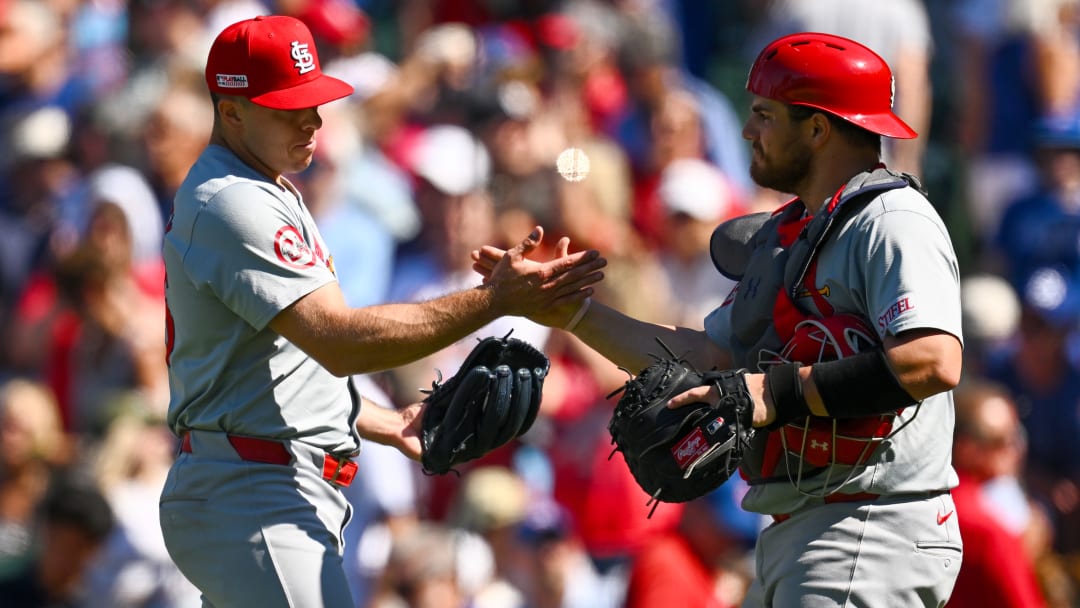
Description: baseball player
158,15,605,608
475,32,963,606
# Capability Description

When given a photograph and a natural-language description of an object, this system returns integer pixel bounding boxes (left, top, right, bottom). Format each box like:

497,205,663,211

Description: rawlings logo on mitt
419,333,550,475
607,340,754,514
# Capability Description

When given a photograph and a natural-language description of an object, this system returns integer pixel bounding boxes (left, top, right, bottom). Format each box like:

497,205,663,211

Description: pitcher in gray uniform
158,15,606,608
474,32,963,607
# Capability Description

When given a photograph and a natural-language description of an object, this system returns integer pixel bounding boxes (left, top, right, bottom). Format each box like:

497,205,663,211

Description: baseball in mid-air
555,147,590,182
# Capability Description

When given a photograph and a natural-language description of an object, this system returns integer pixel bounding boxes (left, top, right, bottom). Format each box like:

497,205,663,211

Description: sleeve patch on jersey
877,296,916,332
274,225,317,268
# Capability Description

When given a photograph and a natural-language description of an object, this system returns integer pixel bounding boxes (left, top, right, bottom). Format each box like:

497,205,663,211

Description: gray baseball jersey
705,171,963,515
163,144,360,455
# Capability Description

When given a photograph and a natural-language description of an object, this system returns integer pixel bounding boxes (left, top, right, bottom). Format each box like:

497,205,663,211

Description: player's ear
217,96,245,126
809,113,830,142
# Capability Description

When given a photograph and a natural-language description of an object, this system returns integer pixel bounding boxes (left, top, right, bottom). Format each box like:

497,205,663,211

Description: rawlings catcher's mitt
608,341,754,512
420,333,550,475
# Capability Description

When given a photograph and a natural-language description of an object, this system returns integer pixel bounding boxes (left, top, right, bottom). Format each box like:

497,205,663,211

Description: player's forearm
273,283,502,375
567,300,729,373
331,288,503,373
762,329,963,425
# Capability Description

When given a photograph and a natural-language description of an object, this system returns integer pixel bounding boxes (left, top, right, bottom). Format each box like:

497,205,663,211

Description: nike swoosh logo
937,510,954,525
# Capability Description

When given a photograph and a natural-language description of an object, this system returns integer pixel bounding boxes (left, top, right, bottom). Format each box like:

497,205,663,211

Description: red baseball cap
205,15,354,110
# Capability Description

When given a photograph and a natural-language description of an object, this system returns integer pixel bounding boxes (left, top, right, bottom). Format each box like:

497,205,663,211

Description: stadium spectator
624,477,760,608
948,380,1055,607
655,158,744,328
0,474,114,608
992,111,1080,287
983,267,1080,560
0,379,69,580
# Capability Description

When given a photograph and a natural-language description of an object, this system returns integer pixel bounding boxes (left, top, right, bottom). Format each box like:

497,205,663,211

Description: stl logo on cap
290,41,315,75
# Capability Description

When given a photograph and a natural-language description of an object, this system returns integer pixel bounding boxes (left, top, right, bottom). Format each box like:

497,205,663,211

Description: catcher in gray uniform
159,15,605,608
475,32,964,606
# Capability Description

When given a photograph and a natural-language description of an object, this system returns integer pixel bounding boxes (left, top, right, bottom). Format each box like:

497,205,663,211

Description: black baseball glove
607,342,755,511
419,333,550,475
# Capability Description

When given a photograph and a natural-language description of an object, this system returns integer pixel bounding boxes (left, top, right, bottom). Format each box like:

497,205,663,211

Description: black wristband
811,349,917,418
764,362,811,430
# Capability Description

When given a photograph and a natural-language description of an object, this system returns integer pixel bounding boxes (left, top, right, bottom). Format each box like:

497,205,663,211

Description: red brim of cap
249,74,355,110
796,103,918,139
851,112,918,140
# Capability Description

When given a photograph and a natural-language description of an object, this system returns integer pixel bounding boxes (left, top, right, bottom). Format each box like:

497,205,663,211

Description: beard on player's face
750,138,813,195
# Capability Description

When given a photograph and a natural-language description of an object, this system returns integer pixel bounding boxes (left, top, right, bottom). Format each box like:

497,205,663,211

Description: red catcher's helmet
746,32,917,139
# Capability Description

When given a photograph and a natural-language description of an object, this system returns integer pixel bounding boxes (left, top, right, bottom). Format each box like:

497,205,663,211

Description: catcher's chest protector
726,168,923,482
726,167,921,367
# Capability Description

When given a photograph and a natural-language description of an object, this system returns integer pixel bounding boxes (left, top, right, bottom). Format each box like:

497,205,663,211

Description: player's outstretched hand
474,227,605,327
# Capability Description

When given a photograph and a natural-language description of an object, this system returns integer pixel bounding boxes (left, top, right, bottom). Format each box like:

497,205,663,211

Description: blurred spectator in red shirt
948,380,1061,607
625,477,760,608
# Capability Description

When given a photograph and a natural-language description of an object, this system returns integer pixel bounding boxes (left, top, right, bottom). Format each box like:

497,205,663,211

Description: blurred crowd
1,0,1080,606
